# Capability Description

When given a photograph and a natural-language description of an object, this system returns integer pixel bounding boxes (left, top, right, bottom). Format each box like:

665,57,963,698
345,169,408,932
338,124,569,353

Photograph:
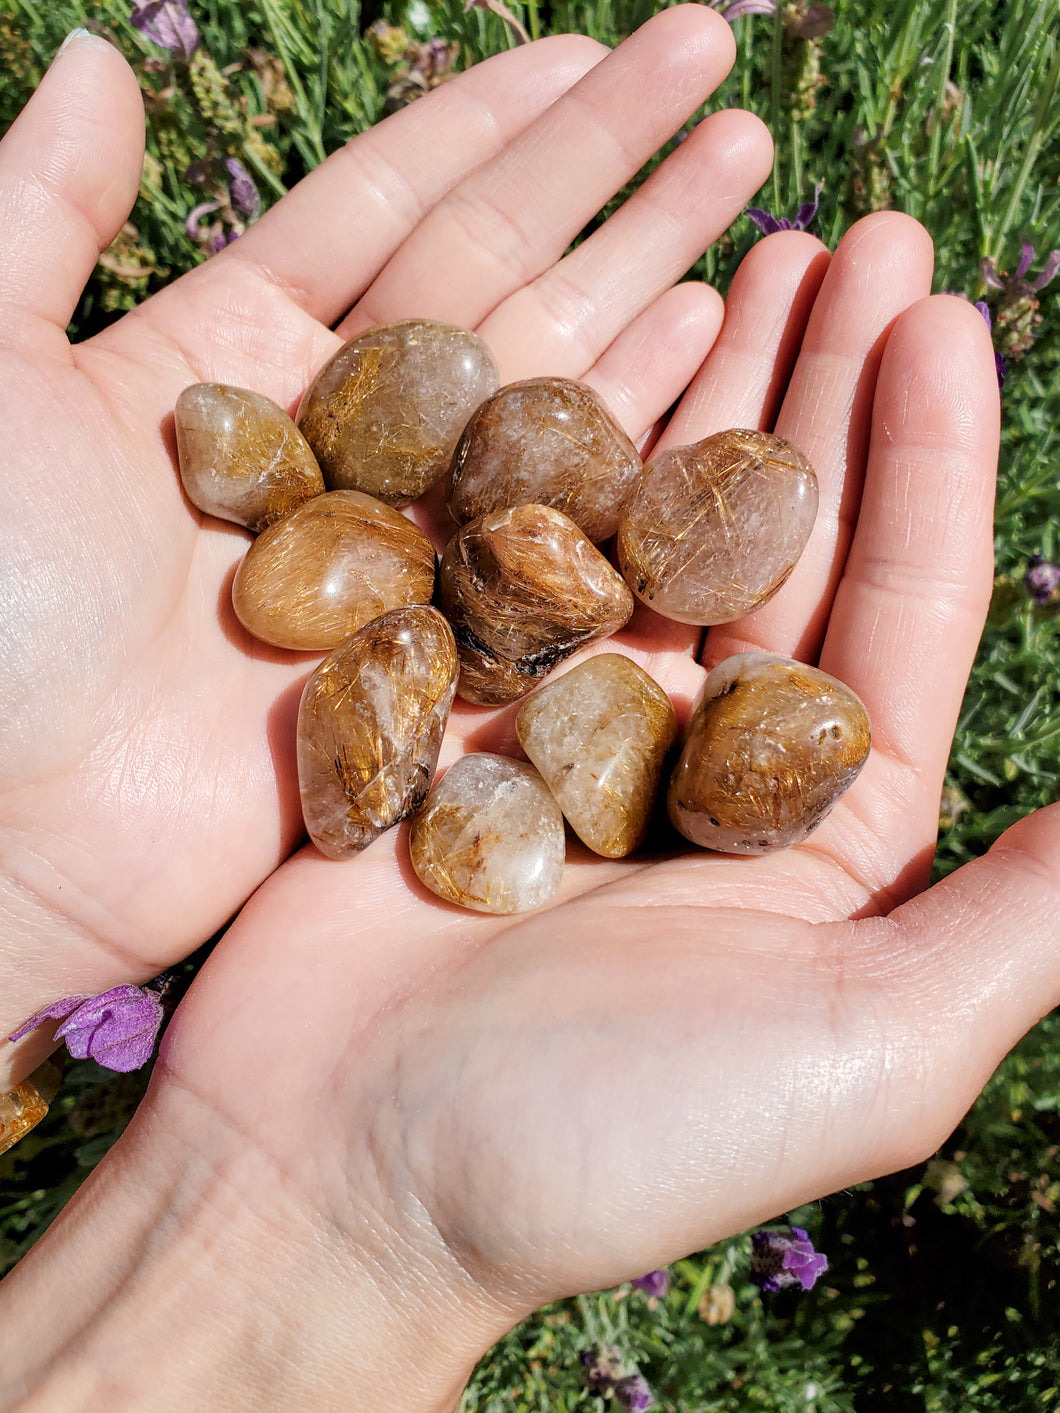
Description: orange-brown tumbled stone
231,490,436,651
0,1059,62,1157
409,754,565,914
516,654,677,857
667,653,871,853
175,383,325,532
438,504,635,705
617,428,818,625
296,319,499,506
446,377,642,541
297,606,458,859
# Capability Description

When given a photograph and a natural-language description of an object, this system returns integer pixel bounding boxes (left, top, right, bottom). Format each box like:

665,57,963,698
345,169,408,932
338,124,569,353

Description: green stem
927,0,958,199
992,35,1060,254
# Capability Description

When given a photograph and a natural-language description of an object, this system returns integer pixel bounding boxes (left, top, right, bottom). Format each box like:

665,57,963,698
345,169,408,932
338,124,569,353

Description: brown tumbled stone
296,319,499,506
409,754,565,914
438,503,635,705
516,654,676,857
231,489,435,650
667,653,871,853
446,377,642,541
617,428,818,625
175,383,325,532
297,606,458,859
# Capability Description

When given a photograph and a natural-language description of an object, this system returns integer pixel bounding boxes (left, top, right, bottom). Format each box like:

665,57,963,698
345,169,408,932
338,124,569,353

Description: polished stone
438,503,635,704
409,754,565,913
296,319,499,506
0,1059,62,1157
446,377,642,541
516,654,676,857
617,428,818,625
667,653,871,853
175,383,325,532
297,606,458,859
232,489,436,650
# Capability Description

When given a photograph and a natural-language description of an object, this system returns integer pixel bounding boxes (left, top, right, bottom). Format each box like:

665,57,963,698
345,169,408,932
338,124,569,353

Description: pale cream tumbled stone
409,754,565,914
516,654,677,857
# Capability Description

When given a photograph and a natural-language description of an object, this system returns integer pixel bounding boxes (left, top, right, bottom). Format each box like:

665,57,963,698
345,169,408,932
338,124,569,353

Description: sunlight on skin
6,15,1057,1413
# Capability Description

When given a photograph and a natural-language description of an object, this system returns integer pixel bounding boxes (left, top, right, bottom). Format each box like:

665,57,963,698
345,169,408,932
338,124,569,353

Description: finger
476,109,772,380
337,5,738,337
580,281,724,444
0,32,144,334
173,34,609,334
704,212,935,668
812,295,998,895
660,229,830,447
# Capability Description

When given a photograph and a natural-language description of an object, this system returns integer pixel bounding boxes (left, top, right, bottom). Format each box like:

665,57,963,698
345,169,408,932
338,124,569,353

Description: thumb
890,802,1060,1125
0,30,145,335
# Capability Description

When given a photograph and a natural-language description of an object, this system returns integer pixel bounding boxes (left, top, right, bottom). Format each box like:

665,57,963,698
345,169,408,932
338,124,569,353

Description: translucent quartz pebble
296,319,499,507
0,1059,62,1157
667,652,871,853
297,606,458,859
617,428,818,625
409,754,565,914
438,503,635,705
516,654,677,857
446,377,642,541
232,489,435,650
175,383,325,532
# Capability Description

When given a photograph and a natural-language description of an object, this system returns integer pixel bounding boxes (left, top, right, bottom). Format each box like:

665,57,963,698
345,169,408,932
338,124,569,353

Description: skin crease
1,10,1057,1412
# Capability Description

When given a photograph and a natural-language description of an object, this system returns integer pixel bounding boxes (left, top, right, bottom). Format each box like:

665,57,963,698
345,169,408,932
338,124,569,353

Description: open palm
5,12,1059,1411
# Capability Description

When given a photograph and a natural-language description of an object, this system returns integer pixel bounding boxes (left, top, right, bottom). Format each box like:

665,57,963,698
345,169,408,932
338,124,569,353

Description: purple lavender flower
129,1,200,60
749,1225,828,1292
225,158,261,222
631,1269,670,1300
1024,555,1060,606
7,985,165,1073
616,1374,656,1411
747,181,823,236
973,301,1007,389
981,241,1060,296
583,1343,628,1397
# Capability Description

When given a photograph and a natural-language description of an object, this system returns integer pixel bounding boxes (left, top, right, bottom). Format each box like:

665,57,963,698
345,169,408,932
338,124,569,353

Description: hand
0,8,769,1088
6,13,1046,1411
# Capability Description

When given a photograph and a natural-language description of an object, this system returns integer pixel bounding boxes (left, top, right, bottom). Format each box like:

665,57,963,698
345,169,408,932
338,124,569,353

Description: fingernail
57,27,106,56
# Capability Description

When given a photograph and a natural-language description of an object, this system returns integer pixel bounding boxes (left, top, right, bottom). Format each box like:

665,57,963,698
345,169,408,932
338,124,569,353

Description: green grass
2,0,1060,1405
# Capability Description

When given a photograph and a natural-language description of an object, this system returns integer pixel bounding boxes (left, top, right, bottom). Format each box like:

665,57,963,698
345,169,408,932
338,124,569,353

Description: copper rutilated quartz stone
296,319,499,506
667,653,871,853
516,654,677,857
175,383,325,532
231,489,436,650
297,606,458,859
0,1058,62,1157
438,503,635,705
409,754,565,914
617,428,819,625
446,377,642,542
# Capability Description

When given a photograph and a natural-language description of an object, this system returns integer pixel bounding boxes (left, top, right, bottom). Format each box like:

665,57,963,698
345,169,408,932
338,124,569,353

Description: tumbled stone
0,1059,62,1158
175,383,325,532
446,377,641,541
617,428,818,625
231,489,436,650
667,653,871,853
409,754,565,913
438,504,635,704
296,319,499,506
297,606,458,859
516,654,676,857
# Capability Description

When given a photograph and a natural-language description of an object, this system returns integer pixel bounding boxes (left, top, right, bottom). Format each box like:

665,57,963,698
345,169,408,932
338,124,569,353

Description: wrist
0,1075,506,1412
